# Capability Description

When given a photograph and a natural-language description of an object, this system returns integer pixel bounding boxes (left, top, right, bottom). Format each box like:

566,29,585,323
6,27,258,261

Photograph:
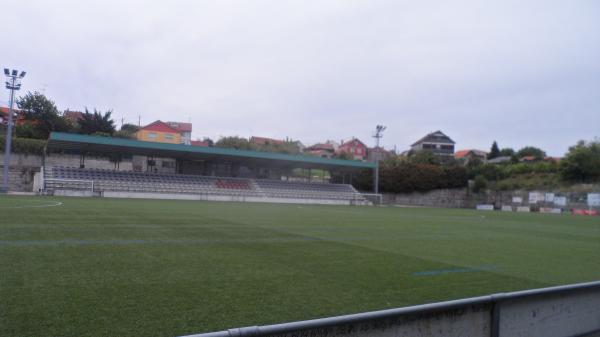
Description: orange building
0,107,26,126
136,120,182,144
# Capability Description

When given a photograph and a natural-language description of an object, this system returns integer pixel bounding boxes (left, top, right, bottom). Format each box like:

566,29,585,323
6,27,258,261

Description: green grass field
1,196,599,337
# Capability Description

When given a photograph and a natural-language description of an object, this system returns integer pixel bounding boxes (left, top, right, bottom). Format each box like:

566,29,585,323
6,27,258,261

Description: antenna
373,125,386,148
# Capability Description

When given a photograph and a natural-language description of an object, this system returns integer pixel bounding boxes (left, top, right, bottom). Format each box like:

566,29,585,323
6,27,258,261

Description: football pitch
1,196,599,337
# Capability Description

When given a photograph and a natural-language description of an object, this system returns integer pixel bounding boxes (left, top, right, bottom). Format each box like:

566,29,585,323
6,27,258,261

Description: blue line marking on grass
412,264,497,276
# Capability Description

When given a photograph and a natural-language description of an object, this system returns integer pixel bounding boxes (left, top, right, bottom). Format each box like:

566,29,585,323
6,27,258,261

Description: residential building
367,146,393,162
137,120,182,144
411,130,455,156
250,136,284,146
167,121,192,145
338,138,368,160
455,149,487,163
63,110,84,125
306,142,336,158
191,140,210,147
488,156,512,164
0,106,26,126
292,140,305,152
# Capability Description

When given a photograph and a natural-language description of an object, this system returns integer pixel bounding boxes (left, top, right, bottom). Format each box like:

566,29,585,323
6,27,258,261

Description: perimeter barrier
180,281,600,337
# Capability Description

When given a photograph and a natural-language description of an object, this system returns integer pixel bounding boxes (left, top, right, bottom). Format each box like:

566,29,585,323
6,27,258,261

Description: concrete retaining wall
0,153,133,192
180,281,600,337
382,188,595,210
102,191,355,205
382,188,476,208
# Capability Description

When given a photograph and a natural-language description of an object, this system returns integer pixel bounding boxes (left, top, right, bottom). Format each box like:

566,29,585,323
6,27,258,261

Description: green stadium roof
47,132,376,170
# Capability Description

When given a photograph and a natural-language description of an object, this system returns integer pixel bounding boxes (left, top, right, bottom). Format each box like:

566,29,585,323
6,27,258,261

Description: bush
516,146,546,159
113,130,136,139
0,136,45,155
441,165,469,189
472,175,488,193
468,163,507,181
559,140,600,183
378,162,446,193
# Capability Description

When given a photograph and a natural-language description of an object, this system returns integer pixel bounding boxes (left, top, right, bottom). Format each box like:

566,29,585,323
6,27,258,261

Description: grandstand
42,133,377,205
43,166,368,204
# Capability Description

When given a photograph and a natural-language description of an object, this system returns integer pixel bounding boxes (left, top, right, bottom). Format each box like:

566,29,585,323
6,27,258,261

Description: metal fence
180,281,600,337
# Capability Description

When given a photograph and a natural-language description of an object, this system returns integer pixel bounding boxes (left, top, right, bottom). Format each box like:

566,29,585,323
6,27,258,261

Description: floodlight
2,67,26,193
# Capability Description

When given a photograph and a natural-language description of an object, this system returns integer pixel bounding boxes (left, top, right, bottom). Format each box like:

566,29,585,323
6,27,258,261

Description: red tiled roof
0,106,23,115
520,155,536,162
191,140,209,147
167,121,192,132
140,120,180,133
454,150,470,158
455,149,487,158
250,136,284,145
369,146,390,153
340,138,367,148
64,110,84,121
307,143,335,151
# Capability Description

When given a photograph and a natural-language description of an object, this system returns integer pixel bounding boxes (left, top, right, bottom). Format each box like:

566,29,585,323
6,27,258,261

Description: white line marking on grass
412,265,498,276
0,201,63,209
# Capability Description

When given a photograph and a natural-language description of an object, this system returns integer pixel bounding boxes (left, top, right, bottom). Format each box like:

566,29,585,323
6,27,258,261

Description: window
441,145,454,151
162,161,175,168
148,132,157,139
165,134,174,140
423,143,436,149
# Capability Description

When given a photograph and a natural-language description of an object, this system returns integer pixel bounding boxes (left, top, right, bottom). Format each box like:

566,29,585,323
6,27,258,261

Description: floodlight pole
372,125,385,195
374,162,379,194
2,69,25,193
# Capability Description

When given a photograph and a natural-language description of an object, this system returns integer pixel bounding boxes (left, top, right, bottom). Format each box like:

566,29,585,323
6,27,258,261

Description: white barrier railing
179,281,600,337
44,178,94,193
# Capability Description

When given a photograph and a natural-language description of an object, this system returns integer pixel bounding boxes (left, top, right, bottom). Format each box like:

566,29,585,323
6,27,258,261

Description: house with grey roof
410,130,455,157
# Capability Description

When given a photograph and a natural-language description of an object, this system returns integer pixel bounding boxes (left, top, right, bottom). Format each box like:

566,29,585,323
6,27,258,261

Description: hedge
0,136,46,155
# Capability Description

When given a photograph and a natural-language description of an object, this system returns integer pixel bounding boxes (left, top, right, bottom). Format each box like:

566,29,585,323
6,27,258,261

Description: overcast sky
3,0,599,156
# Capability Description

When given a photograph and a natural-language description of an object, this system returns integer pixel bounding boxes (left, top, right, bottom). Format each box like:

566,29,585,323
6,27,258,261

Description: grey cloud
3,0,599,155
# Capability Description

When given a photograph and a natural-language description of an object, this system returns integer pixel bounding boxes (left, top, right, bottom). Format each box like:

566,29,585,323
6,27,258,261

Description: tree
472,175,488,193
559,140,600,182
442,165,469,189
408,150,440,165
202,137,214,147
113,130,137,139
499,148,515,157
17,91,71,139
487,141,500,159
336,151,352,160
516,146,546,160
215,136,255,150
78,108,116,135
259,141,301,154
113,123,140,139
120,123,140,133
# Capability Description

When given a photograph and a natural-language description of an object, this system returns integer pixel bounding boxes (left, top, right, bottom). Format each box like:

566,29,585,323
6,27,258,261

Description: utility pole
2,68,26,193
